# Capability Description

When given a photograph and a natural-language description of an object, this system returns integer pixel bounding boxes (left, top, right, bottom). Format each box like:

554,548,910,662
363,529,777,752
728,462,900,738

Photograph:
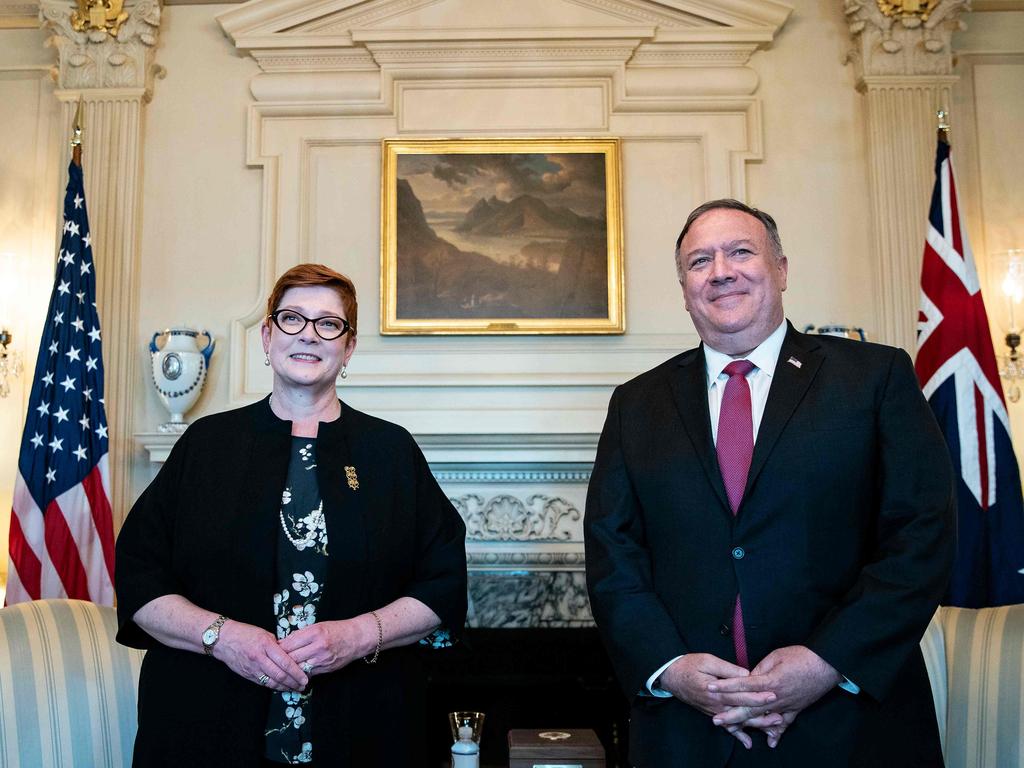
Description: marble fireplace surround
139,431,599,628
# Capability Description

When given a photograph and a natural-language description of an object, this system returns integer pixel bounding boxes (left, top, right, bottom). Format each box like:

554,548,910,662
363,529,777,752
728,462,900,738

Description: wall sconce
0,326,23,398
994,249,1024,403
0,251,24,398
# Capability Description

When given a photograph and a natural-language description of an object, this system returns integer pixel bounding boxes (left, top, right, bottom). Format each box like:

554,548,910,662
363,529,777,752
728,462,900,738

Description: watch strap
202,615,228,655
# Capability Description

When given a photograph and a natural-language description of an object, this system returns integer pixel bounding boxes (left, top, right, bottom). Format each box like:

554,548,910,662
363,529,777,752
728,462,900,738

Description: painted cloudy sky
397,152,608,219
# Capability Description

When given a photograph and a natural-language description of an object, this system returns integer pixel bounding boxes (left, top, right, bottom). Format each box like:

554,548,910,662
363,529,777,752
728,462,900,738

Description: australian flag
5,160,114,605
916,137,1024,607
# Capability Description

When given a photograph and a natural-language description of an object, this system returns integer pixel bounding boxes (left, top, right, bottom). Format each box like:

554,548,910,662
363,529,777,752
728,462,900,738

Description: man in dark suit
584,199,955,767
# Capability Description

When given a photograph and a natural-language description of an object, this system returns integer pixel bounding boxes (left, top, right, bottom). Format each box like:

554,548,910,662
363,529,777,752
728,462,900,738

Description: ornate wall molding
454,493,582,542
845,0,970,352
40,0,164,97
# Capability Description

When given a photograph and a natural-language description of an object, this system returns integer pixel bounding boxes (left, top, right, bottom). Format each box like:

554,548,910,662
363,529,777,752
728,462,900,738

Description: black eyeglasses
269,309,352,341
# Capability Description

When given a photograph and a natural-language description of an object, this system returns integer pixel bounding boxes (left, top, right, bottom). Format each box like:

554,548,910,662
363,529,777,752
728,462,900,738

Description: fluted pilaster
845,0,969,352
41,0,163,525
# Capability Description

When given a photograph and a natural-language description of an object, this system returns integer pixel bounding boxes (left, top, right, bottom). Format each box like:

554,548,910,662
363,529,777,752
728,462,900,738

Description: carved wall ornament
453,493,581,542
71,0,128,37
40,0,163,94
844,0,969,79
876,0,940,21
466,571,593,628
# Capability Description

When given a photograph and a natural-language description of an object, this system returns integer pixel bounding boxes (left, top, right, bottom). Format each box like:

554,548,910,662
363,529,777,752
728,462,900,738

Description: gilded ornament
876,0,941,21
71,0,128,37
345,466,359,490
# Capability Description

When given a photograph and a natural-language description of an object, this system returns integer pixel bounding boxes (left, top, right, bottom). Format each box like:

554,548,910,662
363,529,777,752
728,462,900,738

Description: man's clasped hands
658,645,842,749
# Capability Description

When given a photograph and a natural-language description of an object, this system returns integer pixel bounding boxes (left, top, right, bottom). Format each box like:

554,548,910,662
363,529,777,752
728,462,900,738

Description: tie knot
724,359,756,379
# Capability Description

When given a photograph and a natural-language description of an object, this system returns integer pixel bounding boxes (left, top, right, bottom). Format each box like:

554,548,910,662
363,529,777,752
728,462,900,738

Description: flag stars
71,318,84,332
62,219,71,233
83,387,92,401
83,232,91,249
46,468,56,484
54,406,69,424
42,371,54,387
48,341,58,355
76,291,85,303
48,436,63,453
54,311,64,325
96,424,108,440
88,327,101,343
65,346,80,363
36,401,49,417
73,445,88,461
85,357,97,372
58,280,71,296
68,221,80,237
79,414,90,430
73,193,83,209
60,375,76,392
30,433,44,449
80,261,91,276
61,250,74,266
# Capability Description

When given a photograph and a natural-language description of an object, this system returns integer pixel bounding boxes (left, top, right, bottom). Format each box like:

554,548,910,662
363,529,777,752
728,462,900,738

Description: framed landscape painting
380,138,624,335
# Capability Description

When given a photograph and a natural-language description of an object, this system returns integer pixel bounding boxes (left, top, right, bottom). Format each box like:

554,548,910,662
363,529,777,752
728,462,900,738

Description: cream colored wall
1,1,1021,536
747,0,874,335
0,28,61,580
132,4,261,498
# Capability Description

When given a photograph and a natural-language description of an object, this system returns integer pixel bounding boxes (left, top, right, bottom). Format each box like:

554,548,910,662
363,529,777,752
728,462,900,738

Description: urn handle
199,331,216,367
149,330,164,355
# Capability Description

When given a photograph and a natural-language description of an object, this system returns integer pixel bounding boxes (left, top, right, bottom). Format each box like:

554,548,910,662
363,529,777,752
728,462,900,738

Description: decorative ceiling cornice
216,0,792,53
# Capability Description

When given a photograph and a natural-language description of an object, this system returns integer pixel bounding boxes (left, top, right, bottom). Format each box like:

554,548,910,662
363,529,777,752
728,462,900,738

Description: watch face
202,628,217,646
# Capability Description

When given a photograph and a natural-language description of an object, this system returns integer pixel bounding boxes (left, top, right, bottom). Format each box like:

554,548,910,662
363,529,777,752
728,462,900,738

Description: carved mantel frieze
39,0,164,97
844,0,970,83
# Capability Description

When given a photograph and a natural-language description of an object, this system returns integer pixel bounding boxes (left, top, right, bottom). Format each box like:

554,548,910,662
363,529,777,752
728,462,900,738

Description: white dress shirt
644,321,859,696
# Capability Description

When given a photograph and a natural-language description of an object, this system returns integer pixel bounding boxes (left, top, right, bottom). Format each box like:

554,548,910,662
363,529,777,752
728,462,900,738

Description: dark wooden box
507,728,606,768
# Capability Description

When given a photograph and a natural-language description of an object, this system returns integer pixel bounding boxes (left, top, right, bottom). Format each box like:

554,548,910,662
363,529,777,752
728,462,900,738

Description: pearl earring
264,353,270,366
340,365,348,379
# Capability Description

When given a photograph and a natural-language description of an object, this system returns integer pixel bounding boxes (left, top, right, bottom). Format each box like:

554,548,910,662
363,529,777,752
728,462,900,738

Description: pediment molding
217,0,791,59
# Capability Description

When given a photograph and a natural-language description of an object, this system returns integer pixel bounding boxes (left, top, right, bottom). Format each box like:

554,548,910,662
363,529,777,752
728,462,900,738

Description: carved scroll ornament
452,493,581,542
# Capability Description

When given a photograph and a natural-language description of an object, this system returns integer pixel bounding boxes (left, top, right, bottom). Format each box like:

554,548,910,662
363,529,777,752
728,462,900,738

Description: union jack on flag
915,137,1024,607
5,160,114,606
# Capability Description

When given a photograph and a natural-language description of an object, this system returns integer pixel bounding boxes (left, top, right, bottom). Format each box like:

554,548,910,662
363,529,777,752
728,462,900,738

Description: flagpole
936,108,950,146
71,98,83,167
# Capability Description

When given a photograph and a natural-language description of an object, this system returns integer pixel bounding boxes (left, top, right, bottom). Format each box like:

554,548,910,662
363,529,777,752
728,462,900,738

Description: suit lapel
744,325,823,498
668,346,731,517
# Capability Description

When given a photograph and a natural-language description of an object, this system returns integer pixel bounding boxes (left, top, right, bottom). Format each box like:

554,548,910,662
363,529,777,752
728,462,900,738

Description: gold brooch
345,466,359,490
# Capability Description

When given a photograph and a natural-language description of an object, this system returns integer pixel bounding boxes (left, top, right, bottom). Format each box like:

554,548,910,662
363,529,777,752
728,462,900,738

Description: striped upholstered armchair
921,603,1024,768
0,598,144,768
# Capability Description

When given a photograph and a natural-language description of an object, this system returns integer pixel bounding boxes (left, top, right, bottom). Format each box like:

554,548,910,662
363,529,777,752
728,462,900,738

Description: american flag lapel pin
787,356,802,369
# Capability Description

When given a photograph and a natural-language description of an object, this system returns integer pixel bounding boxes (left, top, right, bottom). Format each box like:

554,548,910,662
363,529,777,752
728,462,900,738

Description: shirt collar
703,319,788,388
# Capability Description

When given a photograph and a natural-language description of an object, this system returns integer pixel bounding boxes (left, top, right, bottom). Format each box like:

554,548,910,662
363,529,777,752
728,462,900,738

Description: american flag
915,137,1024,607
5,160,114,606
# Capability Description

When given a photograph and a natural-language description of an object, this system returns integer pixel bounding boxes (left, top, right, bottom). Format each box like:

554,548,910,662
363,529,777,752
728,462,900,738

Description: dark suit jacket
115,397,467,767
585,324,954,768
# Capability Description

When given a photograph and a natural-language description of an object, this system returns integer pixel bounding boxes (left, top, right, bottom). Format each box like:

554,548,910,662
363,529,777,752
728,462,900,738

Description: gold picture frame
380,138,624,335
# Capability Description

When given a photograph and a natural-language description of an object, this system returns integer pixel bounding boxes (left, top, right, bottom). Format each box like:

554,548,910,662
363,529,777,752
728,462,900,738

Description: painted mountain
395,178,609,320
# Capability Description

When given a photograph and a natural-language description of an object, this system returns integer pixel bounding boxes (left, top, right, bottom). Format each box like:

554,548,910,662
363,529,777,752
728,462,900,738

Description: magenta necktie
716,359,756,669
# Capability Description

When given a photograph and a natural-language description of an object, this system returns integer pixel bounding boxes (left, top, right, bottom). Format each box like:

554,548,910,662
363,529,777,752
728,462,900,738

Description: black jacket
116,396,467,767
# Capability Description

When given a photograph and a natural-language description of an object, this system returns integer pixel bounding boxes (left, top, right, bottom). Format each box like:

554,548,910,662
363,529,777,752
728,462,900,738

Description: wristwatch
202,615,228,656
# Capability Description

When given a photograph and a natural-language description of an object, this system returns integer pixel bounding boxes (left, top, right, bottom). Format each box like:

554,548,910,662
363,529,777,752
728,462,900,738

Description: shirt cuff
642,655,686,698
838,675,860,694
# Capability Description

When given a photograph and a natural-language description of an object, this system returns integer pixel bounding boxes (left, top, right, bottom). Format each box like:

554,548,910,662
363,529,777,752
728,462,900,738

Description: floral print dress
265,438,327,765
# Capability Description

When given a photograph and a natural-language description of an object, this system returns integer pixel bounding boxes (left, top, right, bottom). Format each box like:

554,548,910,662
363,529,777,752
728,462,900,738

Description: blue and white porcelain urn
149,327,214,432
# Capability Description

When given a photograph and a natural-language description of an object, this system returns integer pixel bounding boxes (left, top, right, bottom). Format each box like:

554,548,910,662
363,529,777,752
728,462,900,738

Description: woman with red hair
116,264,467,767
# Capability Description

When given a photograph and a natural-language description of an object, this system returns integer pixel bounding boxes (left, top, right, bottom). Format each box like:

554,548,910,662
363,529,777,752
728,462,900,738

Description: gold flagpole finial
71,97,83,166
937,109,951,144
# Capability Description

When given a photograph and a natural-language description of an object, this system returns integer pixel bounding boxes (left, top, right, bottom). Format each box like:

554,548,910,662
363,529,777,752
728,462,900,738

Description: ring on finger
257,673,270,686
301,662,313,674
